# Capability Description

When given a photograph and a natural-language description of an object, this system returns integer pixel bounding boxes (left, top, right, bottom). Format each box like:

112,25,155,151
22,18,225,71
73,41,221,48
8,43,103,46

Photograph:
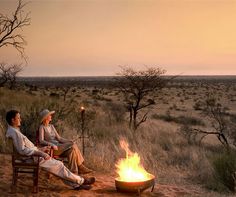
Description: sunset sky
0,0,236,76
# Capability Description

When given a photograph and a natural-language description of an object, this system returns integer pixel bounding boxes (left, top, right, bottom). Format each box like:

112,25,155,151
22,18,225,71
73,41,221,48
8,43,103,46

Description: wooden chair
11,142,40,193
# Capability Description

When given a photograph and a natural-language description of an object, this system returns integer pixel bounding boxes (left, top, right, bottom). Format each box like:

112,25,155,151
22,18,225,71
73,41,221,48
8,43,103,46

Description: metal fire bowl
115,174,155,193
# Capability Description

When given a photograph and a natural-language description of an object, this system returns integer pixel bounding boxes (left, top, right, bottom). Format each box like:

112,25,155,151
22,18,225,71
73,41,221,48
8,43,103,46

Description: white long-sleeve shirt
6,125,37,156
5,125,84,187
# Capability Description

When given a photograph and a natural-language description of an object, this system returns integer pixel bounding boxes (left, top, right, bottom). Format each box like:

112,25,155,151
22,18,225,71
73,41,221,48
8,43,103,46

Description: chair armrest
37,145,54,158
12,151,40,166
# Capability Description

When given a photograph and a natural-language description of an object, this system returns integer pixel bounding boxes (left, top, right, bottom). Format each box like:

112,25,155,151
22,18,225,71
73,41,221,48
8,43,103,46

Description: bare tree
8,63,23,89
0,63,8,86
114,66,171,130
61,86,71,102
0,62,23,88
0,0,30,60
185,97,230,148
228,115,236,148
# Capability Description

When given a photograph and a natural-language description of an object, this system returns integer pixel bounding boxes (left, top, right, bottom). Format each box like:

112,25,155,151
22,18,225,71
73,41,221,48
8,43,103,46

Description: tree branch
0,0,30,61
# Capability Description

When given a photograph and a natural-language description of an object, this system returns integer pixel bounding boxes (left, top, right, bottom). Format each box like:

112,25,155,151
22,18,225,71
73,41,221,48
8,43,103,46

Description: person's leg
53,143,72,156
40,158,95,190
72,143,84,166
70,144,93,174
39,158,84,187
51,143,81,174
65,147,79,174
61,144,92,174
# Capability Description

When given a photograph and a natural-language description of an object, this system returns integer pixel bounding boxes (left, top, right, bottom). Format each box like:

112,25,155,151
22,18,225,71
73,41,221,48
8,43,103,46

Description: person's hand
45,145,51,154
41,152,50,160
44,154,51,160
52,145,58,150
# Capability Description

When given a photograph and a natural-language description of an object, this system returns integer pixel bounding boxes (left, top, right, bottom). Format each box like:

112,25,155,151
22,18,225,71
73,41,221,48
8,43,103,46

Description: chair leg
33,168,39,193
11,167,39,193
13,168,18,186
47,172,51,179
11,168,17,193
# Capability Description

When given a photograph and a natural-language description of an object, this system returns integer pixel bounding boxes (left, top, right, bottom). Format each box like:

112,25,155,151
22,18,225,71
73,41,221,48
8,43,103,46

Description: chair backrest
5,137,13,154
35,129,39,146
7,137,39,166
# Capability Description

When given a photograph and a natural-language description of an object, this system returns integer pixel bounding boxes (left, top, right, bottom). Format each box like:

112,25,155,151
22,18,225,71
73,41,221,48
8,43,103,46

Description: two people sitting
6,110,95,190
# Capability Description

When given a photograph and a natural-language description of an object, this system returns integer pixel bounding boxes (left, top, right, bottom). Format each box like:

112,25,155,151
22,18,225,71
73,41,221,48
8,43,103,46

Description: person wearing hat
38,109,92,175
5,110,95,190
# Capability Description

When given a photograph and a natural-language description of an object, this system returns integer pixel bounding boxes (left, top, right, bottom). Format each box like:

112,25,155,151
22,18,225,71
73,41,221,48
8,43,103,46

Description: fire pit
115,140,156,194
115,173,155,194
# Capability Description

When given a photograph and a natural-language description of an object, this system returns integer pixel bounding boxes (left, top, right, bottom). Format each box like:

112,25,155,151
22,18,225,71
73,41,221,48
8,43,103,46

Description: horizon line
18,74,236,78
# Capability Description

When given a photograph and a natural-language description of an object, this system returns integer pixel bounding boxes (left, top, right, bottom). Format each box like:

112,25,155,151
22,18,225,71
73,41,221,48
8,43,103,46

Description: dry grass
1,78,236,195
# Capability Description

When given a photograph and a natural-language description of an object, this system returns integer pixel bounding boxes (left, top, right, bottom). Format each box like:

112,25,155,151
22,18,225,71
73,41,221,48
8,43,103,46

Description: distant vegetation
1,74,236,195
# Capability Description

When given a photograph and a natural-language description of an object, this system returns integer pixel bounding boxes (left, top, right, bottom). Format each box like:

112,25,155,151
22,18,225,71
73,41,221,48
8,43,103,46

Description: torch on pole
80,106,85,156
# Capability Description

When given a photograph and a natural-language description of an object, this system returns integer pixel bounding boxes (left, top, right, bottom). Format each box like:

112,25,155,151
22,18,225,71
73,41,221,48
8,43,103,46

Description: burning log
115,140,155,194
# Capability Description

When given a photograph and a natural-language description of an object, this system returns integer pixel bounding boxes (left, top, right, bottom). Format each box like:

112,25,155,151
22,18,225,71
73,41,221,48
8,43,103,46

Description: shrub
104,102,126,123
209,150,236,192
152,110,173,122
153,112,205,126
176,115,205,126
157,131,173,151
193,100,203,110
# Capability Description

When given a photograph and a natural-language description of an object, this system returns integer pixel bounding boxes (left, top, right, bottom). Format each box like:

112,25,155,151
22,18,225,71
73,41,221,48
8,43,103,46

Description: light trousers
40,157,84,188
54,143,84,174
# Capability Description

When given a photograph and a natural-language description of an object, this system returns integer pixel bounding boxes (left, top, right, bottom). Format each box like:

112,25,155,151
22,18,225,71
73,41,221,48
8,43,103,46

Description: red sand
0,153,202,197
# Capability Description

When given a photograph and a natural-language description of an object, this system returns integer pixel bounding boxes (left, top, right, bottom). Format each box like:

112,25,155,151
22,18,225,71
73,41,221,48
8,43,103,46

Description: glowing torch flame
116,140,151,182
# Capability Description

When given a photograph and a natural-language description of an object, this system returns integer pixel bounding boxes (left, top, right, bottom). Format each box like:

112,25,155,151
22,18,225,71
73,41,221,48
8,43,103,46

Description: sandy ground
0,154,204,197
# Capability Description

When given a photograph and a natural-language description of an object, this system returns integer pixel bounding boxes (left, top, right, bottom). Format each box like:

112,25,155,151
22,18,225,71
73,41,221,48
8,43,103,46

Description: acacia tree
114,66,170,130
61,86,71,102
184,97,231,148
0,63,8,86
0,0,30,88
0,62,23,88
0,0,30,60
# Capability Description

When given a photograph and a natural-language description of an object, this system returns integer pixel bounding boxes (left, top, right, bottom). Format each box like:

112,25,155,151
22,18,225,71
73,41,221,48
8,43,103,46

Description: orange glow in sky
0,0,236,76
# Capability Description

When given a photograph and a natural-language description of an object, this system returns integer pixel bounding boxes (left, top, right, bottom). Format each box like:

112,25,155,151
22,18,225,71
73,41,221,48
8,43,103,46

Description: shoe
83,177,96,185
78,164,93,174
74,184,92,190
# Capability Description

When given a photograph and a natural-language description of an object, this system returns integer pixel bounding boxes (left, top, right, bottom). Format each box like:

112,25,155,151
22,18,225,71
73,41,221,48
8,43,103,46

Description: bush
152,110,173,122
176,115,205,126
104,102,126,124
153,111,205,126
193,100,203,110
209,150,236,192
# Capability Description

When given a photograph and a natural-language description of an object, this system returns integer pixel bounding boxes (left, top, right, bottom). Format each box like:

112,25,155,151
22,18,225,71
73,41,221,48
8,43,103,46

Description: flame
116,140,151,182
80,106,85,111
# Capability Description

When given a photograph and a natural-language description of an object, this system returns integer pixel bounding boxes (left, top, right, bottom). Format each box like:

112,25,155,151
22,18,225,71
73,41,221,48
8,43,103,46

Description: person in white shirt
5,110,95,190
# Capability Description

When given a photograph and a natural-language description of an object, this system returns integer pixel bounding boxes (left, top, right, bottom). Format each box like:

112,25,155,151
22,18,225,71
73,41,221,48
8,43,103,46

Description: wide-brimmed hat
39,109,55,123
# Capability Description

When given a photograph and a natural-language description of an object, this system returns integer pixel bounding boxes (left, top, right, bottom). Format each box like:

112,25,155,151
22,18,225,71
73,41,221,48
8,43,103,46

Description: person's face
45,114,52,122
12,113,21,127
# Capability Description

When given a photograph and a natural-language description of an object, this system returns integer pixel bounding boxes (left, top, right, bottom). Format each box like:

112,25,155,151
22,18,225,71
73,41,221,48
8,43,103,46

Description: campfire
115,140,155,194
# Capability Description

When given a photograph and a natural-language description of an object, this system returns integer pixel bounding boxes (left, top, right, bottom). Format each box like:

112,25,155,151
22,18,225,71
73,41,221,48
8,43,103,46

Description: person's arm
52,125,72,143
33,149,50,160
10,130,50,160
12,131,35,156
39,125,59,150
39,125,56,146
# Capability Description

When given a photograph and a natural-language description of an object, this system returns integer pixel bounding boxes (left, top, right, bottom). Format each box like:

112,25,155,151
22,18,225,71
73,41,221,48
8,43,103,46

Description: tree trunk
133,108,138,130
129,105,133,129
